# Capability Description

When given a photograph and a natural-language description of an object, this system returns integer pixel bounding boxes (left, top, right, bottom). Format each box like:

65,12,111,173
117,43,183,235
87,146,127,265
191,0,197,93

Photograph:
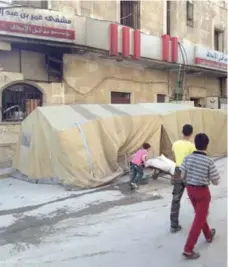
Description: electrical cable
178,42,191,100
176,42,185,101
179,43,188,65
63,76,170,101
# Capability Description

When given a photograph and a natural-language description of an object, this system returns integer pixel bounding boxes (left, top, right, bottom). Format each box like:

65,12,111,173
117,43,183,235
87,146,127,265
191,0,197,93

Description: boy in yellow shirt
170,124,195,233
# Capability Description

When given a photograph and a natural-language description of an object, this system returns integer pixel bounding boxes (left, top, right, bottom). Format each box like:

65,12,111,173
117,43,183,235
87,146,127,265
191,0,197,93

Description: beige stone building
0,0,227,165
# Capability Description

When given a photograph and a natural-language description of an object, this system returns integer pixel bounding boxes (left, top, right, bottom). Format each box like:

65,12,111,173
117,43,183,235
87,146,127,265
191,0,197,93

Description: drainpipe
176,63,182,102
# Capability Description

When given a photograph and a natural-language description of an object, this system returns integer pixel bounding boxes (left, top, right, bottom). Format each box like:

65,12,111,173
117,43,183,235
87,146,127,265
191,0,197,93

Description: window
2,83,43,121
186,1,194,27
157,94,166,103
120,0,140,29
214,29,224,52
111,92,131,104
12,1,48,9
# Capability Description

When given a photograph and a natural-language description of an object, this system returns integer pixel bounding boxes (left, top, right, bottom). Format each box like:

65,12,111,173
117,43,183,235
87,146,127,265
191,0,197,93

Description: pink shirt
131,148,147,166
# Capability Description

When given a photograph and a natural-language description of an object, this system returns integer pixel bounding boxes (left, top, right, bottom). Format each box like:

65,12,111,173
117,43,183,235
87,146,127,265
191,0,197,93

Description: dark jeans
170,167,185,228
130,164,144,184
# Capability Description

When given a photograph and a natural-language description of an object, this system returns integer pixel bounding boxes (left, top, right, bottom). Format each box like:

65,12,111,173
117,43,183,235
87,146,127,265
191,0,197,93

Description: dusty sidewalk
0,158,227,267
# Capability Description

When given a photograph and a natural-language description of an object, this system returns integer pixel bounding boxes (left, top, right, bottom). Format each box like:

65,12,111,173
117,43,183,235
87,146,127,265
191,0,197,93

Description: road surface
0,157,227,267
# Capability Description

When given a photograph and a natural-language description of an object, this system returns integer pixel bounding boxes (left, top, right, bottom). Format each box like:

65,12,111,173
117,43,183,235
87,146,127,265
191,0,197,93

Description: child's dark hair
194,133,209,151
142,143,151,150
182,124,193,137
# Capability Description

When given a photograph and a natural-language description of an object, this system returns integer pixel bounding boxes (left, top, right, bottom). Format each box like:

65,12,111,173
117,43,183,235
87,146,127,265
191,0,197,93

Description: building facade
0,0,227,124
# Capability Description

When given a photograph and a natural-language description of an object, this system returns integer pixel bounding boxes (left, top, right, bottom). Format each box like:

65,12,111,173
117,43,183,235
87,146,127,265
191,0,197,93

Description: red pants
184,185,211,253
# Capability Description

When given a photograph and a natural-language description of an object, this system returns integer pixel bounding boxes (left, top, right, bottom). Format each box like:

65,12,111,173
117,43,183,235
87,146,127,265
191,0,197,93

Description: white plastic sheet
145,154,176,175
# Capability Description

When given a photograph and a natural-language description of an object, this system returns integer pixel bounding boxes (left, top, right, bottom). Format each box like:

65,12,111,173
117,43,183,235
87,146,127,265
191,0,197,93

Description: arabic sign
0,7,75,42
0,21,75,40
194,46,227,71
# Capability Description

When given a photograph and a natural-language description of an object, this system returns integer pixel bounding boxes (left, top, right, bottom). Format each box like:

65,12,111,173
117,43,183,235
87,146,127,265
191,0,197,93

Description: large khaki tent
13,104,227,189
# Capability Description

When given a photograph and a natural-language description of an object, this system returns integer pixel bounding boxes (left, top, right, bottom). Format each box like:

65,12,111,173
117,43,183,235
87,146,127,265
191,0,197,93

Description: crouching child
130,143,151,189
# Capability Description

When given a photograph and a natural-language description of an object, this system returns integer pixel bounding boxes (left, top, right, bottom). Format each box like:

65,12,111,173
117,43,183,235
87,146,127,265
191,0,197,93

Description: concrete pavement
0,157,227,267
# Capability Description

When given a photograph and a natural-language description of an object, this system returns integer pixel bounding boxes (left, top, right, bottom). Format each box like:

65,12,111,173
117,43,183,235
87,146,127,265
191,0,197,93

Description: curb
0,168,12,179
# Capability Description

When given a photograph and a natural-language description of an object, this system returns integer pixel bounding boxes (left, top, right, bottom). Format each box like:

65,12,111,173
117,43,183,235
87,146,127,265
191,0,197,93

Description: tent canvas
13,103,227,189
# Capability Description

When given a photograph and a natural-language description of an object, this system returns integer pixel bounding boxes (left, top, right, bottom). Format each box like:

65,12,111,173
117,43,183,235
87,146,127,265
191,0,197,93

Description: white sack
145,154,175,175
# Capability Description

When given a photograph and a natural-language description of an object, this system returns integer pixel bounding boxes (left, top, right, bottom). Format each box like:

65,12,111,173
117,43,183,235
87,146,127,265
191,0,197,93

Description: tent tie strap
75,122,94,177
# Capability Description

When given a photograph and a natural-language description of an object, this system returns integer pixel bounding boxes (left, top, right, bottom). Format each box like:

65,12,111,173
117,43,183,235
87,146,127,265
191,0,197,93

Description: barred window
2,83,43,121
120,0,140,29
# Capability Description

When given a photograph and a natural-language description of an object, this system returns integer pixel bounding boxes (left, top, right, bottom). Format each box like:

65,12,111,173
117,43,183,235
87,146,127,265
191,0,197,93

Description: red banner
195,57,227,71
0,20,75,40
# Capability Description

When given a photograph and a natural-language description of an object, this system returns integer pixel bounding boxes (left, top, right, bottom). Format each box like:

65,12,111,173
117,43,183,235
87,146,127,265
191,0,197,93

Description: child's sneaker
130,182,138,189
170,225,182,233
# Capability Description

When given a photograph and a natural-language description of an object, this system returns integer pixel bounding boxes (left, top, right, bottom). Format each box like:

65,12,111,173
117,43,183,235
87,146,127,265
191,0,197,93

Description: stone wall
169,1,227,50
0,123,21,167
63,54,221,105
51,0,165,36
51,0,118,21
63,54,170,104
51,0,227,50
0,53,222,106
186,76,220,101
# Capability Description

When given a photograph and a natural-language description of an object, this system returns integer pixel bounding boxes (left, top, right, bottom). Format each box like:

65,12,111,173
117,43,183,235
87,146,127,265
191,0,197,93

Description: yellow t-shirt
172,140,195,167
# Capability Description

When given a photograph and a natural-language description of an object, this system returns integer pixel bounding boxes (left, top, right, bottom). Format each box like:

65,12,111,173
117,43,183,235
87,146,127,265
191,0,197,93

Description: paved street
0,158,227,267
